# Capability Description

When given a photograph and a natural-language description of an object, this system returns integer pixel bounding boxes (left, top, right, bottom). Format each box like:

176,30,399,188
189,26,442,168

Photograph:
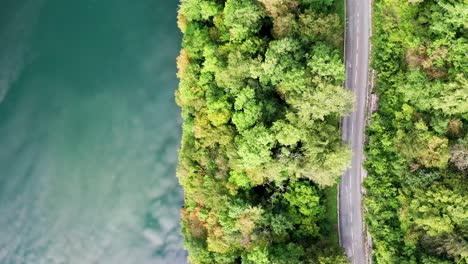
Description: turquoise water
0,0,186,263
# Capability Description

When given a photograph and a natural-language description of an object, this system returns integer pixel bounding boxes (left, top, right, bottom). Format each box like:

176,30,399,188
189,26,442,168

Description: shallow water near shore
0,0,186,263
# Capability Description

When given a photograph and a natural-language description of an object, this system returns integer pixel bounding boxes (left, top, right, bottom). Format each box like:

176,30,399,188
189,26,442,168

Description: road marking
354,67,358,82
349,190,353,225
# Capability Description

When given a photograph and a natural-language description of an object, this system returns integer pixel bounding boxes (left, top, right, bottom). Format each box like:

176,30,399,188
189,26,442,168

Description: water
0,0,186,263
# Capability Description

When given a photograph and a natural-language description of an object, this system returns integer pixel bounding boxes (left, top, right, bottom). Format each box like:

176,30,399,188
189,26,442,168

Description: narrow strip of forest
365,0,467,263
175,0,354,263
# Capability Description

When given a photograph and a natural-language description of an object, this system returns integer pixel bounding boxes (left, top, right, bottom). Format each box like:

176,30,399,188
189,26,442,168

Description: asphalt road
338,0,371,263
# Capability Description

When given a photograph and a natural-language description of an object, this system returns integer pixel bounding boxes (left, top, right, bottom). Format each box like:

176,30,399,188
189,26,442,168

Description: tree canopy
176,0,351,262
365,0,468,263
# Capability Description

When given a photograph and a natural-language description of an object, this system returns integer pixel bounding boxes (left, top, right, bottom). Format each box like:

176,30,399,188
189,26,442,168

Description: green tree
235,125,276,169
431,75,468,117
232,86,263,131
242,247,269,264
307,43,346,84
284,181,325,237
224,0,265,41
272,120,303,146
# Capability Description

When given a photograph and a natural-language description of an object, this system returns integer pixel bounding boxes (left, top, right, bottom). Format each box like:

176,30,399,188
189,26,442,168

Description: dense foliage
175,0,352,262
365,0,467,263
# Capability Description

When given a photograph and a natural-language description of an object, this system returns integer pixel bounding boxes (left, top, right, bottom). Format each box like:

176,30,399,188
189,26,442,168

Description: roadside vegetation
365,0,467,263
175,0,352,262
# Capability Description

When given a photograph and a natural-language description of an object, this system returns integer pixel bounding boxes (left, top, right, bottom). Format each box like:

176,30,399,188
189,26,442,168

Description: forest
175,0,353,263
365,0,467,263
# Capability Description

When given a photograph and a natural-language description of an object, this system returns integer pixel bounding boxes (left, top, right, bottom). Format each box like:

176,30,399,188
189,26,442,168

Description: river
0,0,186,263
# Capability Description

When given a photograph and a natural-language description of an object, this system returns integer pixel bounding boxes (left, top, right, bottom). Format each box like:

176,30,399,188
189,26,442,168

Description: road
338,0,371,263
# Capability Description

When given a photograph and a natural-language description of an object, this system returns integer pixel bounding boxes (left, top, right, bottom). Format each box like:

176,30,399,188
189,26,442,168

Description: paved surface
338,0,371,263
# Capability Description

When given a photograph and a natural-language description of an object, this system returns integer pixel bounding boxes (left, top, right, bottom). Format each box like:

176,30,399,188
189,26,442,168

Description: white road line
348,191,352,221
354,67,358,82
